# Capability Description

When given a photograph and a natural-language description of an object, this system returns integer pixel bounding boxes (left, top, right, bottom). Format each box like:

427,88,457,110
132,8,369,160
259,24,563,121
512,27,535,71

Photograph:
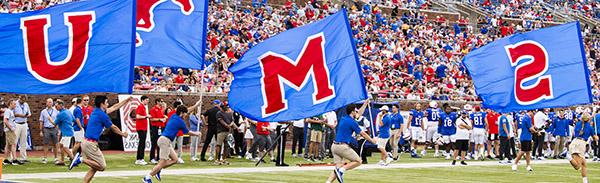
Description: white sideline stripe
3,159,569,180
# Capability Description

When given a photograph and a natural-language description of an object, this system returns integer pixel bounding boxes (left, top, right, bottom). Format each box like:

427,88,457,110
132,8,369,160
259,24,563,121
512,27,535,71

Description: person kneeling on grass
143,105,201,183
566,114,597,183
326,99,376,183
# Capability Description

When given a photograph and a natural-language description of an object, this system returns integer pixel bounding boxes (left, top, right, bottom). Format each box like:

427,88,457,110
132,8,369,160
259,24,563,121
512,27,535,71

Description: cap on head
213,100,221,105
380,105,389,112
463,104,472,111
71,98,78,103
429,101,438,108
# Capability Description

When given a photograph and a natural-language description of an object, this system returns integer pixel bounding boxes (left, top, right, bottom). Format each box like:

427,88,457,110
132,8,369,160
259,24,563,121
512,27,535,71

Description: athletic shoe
486,155,494,160
291,154,297,158
41,158,47,164
511,164,517,171
411,152,421,158
191,157,199,162
452,160,456,165
207,156,214,161
69,152,82,170
12,160,21,165
200,158,207,162
334,168,344,183
378,160,386,166
142,175,152,183
135,160,148,165
385,157,393,165
445,155,451,160
150,159,159,164
245,153,252,160
465,156,471,160
155,170,161,181
3,159,10,165
433,152,439,158
177,158,184,164
461,161,467,166
526,166,533,171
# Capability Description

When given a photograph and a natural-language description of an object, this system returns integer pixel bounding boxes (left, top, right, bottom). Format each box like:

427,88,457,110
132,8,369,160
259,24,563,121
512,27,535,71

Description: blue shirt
594,114,600,135
84,108,113,141
14,101,30,123
470,112,487,129
39,108,58,128
564,110,575,125
389,113,403,129
498,115,509,137
189,114,200,132
426,108,441,122
520,115,533,141
162,114,189,141
573,121,594,140
439,112,457,135
379,114,393,138
334,116,362,144
72,106,83,131
410,110,424,127
550,118,569,137
55,109,74,137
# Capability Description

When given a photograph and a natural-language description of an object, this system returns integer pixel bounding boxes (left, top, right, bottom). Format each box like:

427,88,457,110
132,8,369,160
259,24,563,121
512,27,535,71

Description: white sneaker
385,157,393,165
177,158,185,164
292,154,297,158
150,159,159,164
445,155,451,160
539,157,545,161
526,166,533,171
512,164,517,171
434,152,439,158
208,156,214,161
378,160,386,166
41,158,47,164
135,160,148,165
191,157,199,161
421,150,426,156
245,154,252,160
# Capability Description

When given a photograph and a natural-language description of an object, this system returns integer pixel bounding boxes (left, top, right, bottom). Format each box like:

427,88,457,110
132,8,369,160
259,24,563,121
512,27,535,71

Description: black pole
255,124,291,166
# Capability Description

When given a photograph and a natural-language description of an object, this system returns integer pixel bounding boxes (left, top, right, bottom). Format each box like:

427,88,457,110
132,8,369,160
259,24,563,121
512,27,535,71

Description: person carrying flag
327,100,376,183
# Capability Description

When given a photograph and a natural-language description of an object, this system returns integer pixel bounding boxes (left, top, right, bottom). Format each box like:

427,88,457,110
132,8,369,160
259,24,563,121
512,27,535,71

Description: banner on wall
118,95,151,152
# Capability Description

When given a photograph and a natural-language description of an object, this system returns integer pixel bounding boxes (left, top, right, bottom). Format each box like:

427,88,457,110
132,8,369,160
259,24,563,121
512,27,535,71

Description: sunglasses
83,99,89,101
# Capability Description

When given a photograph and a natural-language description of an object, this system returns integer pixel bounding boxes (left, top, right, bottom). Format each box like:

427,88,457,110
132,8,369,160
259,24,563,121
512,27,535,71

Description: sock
583,177,588,183
145,175,151,179
339,167,346,173
567,153,573,161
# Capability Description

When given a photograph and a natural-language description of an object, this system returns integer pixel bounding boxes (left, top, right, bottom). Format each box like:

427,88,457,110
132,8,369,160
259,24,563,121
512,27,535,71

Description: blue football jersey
439,112,457,135
470,112,487,129
426,108,441,122
410,109,425,127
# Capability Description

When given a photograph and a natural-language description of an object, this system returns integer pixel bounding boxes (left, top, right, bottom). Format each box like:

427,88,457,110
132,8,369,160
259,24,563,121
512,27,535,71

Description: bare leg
379,148,387,161
150,149,178,176
83,169,97,183
54,143,59,160
43,144,48,160
72,142,81,155
525,152,531,166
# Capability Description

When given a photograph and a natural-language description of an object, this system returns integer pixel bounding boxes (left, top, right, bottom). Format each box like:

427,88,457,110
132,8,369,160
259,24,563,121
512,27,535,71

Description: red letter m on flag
259,33,336,118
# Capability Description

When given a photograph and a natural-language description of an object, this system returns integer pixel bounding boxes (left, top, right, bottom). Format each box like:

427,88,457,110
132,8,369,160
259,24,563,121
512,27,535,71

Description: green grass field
5,151,600,183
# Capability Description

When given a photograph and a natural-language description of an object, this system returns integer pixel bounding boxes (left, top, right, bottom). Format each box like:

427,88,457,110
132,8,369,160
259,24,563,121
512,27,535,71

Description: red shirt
486,112,500,134
82,105,94,127
174,75,184,84
256,122,270,135
135,104,148,131
150,105,165,127
166,110,184,136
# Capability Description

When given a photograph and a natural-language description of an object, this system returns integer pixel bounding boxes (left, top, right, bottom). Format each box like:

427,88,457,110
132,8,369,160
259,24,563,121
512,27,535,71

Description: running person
469,106,487,160
326,100,375,183
566,113,597,183
438,103,457,160
513,111,538,172
143,105,202,183
425,101,442,157
408,103,426,158
68,96,131,183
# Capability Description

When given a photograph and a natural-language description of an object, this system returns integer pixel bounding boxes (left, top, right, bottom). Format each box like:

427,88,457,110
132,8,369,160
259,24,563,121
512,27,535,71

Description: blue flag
228,10,367,122
463,22,592,112
134,0,207,69
0,0,135,94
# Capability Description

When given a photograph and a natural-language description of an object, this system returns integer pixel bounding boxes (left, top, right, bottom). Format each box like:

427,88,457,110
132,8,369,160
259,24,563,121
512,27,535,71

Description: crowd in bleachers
2,0,600,102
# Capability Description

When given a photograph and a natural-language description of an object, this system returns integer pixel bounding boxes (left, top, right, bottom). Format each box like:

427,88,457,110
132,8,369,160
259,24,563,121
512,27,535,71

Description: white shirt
323,111,337,126
533,111,548,129
292,119,304,128
455,117,471,140
68,106,76,115
4,109,15,132
507,114,514,138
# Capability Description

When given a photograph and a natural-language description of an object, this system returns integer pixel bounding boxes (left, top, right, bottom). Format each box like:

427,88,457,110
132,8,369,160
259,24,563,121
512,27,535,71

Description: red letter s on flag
259,33,335,118
505,40,553,105
20,11,95,84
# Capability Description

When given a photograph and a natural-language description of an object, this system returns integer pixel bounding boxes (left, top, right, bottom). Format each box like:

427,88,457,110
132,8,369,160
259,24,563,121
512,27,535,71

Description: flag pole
367,100,374,138
194,69,206,156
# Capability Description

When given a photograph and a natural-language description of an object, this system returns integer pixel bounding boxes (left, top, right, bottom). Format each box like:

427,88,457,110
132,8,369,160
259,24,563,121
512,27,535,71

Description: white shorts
442,135,456,144
473,128,486,145
74,130,84,142
410,127,425,143
426,122,438,142
60,136,72,148
244,130,253,139
377,137,389,149
546,133,555,142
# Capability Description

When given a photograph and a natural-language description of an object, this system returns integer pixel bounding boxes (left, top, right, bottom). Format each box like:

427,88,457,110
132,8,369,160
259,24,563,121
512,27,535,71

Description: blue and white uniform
425,107,442,142
439,112,458,143
470,112,487,144
409,109,425,142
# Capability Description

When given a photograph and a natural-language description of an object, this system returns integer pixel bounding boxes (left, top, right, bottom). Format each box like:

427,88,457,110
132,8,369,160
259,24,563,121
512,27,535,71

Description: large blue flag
463,22,593,112
134,0,207,69
228,9,367,122
0,0,135,94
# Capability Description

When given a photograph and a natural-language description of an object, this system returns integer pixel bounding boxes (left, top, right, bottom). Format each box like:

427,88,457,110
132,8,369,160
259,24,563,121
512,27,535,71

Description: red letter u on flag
20,11,95,84
259,33,336,117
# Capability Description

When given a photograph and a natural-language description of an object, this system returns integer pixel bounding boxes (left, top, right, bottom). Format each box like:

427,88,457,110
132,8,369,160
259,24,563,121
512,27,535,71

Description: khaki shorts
569,138,587,155
82,140,106,170
60,136,73,148
158,136,174,160
311,130,323,142
377,137,389,149
5,130,16,146
216,132,229,146
331,143,360,164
